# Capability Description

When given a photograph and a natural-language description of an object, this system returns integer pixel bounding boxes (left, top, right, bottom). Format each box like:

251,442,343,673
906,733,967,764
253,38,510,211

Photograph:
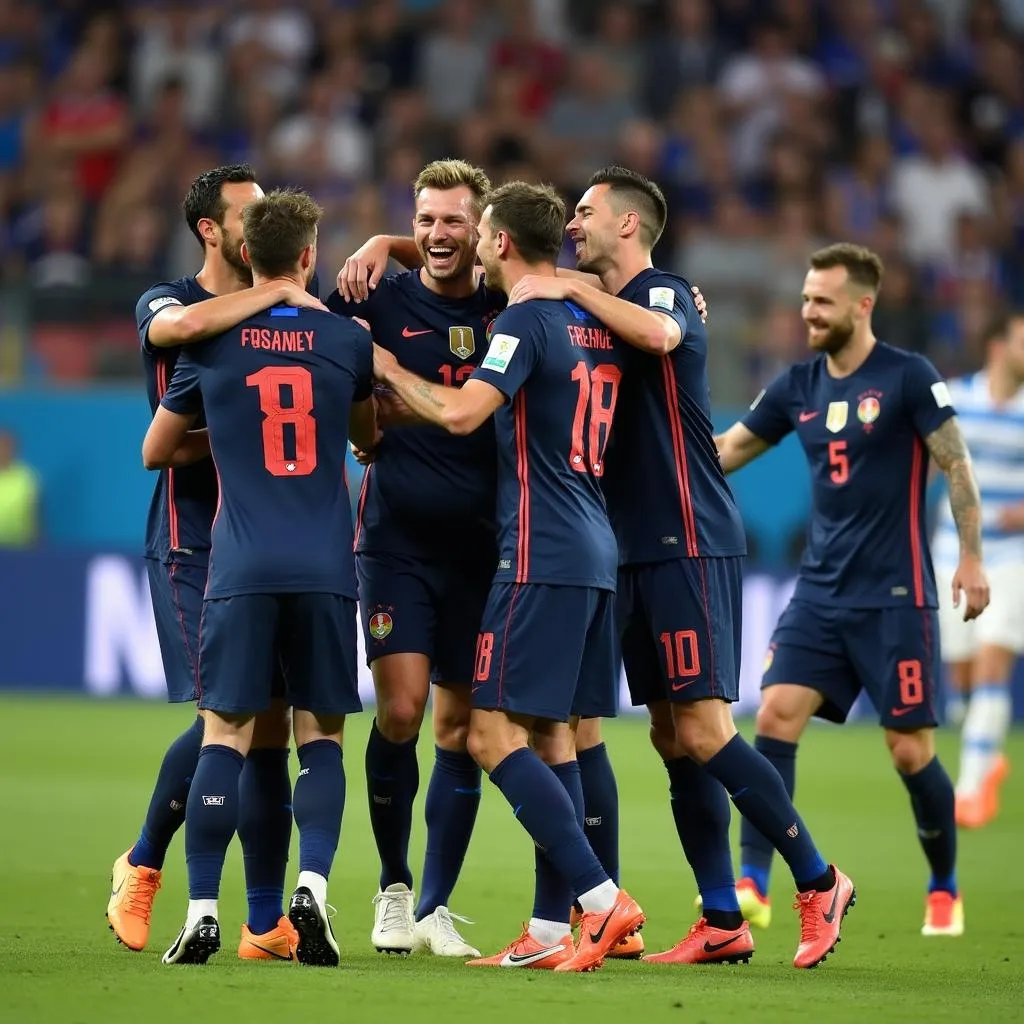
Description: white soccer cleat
371,883,416,954
162,915,220,965
412,906,481,957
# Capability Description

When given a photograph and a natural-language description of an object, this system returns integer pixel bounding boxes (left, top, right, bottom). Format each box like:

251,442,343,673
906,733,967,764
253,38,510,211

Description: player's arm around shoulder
143,280,324,348
143,353,205,469
508,274,681,355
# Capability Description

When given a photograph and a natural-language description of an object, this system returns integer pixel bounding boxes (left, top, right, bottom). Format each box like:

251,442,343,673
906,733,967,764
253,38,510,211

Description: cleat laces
795,891,819,944
434,907,474,945
124,872,161,923
373,890,411,931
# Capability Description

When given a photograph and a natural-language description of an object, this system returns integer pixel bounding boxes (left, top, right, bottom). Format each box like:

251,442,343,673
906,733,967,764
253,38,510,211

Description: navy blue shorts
762,599,940,729
197,593,362,717
357,551,493,685
617,557,743,706
147,558,205,703
471,583,618,722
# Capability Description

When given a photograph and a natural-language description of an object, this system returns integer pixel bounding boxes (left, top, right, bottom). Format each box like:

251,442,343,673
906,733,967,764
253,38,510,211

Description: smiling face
801,265,873,355
566,183,619,276
413,185,480,285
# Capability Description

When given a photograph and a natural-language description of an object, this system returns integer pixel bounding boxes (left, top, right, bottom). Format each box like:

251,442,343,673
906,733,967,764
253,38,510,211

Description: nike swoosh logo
703,935,743,953
799,411,819,422
250,942,292,961
110,879,124,898
821,886,841,924
502,943,565,966
890,706,915,717
402,327,432,338
672,679,695,692
588,910,614,944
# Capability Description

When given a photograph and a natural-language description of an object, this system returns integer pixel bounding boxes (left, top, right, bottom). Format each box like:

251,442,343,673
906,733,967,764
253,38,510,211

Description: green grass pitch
1,695,1021,1023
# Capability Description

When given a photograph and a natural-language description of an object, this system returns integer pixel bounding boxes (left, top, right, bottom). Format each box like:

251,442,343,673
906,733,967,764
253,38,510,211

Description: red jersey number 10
570,361,622,477
246,365,318,477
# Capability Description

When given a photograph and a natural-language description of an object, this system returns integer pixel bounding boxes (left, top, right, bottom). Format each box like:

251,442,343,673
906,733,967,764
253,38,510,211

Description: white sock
577,880,618,914
528,917,570,944
297,870,328,908
945,692,967,728
957,684,1012,796
186,898,218,930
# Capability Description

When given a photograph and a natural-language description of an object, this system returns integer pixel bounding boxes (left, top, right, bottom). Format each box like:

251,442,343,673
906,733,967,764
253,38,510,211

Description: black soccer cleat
162,916,221,965
289,886,340,967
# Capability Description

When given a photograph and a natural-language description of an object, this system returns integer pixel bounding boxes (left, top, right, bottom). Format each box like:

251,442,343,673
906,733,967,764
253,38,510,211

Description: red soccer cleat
644,918,754,965
793,865,856,968
554,889,645,973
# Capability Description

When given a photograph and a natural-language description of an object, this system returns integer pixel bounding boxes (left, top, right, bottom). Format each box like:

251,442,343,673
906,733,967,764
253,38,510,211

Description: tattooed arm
371,343,503,436
925,417,990,620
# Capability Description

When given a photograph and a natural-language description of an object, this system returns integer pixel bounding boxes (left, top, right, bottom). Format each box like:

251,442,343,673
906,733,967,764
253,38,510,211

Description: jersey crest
449,325,475,360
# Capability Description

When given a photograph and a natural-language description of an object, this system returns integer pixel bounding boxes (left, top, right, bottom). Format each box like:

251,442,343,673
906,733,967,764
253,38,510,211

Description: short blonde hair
413,159,492,217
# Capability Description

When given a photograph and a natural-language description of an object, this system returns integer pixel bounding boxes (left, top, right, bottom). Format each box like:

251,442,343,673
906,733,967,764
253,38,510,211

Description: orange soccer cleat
793,866,856,969
467,925,575,969
572,905,644,958
554,889,645,973
644,918,754,965
956,754,1010,829
107,848,162,951
238,916,299,961
921,891,964,937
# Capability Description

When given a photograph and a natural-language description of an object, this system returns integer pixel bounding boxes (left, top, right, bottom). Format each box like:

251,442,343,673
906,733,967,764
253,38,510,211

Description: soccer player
325,159,503,957
111,165,321,958
144,189,376,966
935,311,1024,828
508,166,853,969
715,243,990,938
371,181,644,973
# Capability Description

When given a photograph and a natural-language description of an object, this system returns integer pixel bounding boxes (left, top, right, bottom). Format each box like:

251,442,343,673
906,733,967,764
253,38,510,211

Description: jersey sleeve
160,351,203,416
741,369,796,445
636,272,697,342
904,354,956,438
469,304,545,401
324,281,382,321
135,281,189,353
350,321,374,401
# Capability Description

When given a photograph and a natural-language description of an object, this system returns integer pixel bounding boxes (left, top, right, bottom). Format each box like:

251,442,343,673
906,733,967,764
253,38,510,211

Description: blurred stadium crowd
1,0,1022,400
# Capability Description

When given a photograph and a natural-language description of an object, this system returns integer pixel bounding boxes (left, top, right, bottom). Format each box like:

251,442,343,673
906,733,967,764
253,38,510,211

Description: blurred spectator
0,429,40,549
873,258,931,354
491,0,564,117
224,0,314,103
418,0,491,123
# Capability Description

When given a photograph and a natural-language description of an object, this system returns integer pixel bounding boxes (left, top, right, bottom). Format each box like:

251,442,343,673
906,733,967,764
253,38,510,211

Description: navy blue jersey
161,305,373,599
602,269,747,565
326,271,506,557
136,276,219,564
471,300,625,590
742,342,956,609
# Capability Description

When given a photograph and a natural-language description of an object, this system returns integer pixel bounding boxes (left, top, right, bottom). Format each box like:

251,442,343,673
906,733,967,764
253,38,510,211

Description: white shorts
936,561,1024,662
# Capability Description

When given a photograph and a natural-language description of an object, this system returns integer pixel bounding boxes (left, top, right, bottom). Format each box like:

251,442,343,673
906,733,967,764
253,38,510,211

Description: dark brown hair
486,181,565,264
809,243,885,294
182,164,258,247
241,188,322,278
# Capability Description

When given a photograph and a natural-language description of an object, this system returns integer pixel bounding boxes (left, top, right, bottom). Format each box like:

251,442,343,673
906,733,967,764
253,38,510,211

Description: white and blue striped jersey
933,371,1024,569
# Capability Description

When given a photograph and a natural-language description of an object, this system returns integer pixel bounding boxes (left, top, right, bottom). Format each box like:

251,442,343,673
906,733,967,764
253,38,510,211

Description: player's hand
350,441,376,467
375,388,414,427
372,342,399,382
338,235,392,303
507,275,571,306
280,281,327,311
691,284,708,324
952,555,990,622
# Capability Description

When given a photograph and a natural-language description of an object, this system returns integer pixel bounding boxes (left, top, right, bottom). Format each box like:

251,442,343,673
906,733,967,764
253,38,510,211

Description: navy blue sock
577,743,620,885
705,735,831,891
899,757,957,895
416,747,481,919
533,760,584,923
664,756,741,928
129,715,203,870
489,748,608,899
739,735,797,897
365,721,419,890
294,740,345,878
185,744,244,900
238,747,292,933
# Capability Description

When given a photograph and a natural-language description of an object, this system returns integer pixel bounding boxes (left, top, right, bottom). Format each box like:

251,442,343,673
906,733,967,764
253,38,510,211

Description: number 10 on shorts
659,629,701,681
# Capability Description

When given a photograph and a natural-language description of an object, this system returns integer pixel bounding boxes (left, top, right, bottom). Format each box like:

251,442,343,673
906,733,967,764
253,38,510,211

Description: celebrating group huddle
108,153,984,972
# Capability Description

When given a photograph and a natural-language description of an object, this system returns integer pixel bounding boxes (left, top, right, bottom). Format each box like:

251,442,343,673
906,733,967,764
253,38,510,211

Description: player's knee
433,707,470,751
886,728,934,775
755,694,806,743
648,706,685,761
376,693,426,743
250,701,291,750
575,716,603,752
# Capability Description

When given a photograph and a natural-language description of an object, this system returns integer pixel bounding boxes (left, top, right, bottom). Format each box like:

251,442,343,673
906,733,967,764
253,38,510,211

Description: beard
574,236,610,275
477,252,503,294
807,312,855,354
221,228,252,284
